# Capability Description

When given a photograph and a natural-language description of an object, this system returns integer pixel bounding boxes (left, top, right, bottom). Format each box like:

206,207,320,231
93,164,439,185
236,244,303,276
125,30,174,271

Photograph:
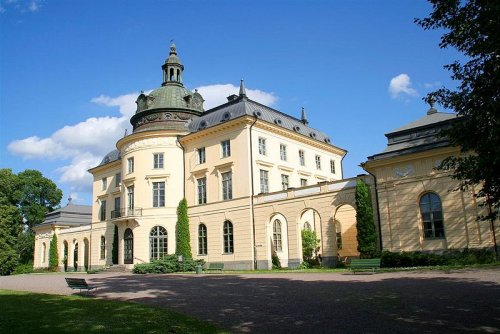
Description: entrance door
124,228,134,264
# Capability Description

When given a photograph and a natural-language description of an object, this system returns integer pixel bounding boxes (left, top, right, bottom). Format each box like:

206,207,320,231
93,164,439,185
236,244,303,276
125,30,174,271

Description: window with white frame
330,159,336,174
152,182,165,207
102,177,107,191
150,226,168,260
260,169,269,193
198,224,207,255
222,171,232,200
223,220,234,253
221,140,231,158
115,173,121,187
281,174,289,190
100,236,106,259
153,153,164,169
197,147,206,164
127,186,134,210
315,155,321,170
300,178,307,187
273,219,282,252
197,177,207,204
299,150,305,166
127,157,134,174
258,137,267,155
280,144,287,161
420,192,445,239
100,200,107,221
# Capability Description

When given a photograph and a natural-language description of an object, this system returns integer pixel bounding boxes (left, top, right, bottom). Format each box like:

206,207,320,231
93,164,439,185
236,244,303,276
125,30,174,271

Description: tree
301,229,320,264
175,198,192,259
0,205,22,275
355,179,378,258
49,233,59,271
112,225,118,265
415,1,500,220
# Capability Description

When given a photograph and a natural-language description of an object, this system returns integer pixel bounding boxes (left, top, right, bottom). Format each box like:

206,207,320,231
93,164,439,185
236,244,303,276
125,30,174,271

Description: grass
0,290,227,334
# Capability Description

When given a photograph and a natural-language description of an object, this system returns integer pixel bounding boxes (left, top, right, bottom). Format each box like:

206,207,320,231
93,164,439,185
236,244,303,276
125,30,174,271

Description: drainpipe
249,118,258,269
340,151,347,180
361,165,383,251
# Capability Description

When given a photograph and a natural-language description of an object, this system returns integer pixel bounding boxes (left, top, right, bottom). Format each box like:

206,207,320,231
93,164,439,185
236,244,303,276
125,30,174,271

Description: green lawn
0,290,227,334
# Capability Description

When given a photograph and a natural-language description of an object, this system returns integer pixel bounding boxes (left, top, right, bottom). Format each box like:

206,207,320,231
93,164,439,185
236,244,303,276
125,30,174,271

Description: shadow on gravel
86,274,500,334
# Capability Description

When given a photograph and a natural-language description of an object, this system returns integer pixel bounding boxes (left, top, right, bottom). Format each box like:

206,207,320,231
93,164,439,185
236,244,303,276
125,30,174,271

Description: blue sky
0,0,460,205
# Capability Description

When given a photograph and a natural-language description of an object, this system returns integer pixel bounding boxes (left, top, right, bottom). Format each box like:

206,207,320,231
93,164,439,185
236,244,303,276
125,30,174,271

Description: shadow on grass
0,290,227,334
86,272,500,334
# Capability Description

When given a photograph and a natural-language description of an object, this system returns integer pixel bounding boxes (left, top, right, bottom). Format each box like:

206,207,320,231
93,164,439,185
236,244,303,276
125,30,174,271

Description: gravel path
1,268,500,333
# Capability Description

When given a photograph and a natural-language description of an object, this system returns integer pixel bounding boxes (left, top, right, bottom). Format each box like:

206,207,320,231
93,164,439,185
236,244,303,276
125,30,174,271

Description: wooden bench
207,263,224,272
65,278,97,295
349,258,381,274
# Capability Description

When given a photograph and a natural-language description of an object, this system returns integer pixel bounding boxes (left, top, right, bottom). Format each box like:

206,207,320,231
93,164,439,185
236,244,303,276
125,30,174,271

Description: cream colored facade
33,46,498,271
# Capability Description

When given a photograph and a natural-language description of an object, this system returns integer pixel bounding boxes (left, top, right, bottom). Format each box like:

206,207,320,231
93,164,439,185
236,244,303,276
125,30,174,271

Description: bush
12,262,33,275
380,248,497,268
49,234,59,272
133,255,205,274
272,253,281,269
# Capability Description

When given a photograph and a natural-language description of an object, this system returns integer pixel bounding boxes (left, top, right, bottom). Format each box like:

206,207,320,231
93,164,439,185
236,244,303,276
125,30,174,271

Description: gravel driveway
1,268,500,333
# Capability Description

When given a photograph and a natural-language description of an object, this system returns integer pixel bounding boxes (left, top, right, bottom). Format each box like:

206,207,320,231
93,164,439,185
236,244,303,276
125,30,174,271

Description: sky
0,0,462,206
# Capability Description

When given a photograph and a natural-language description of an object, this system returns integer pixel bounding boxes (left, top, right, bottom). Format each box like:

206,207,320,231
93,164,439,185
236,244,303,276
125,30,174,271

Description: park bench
65,278,97,295
349,258,381,274
207,263,224,272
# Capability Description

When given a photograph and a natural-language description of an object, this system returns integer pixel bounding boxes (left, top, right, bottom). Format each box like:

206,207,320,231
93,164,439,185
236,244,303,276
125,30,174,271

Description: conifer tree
176,198,192,259
49,233,59,271
355,179,378,258
112,225,118,264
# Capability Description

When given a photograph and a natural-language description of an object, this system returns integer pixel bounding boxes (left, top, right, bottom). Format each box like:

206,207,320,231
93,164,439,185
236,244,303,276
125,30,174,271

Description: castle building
33,45,498,271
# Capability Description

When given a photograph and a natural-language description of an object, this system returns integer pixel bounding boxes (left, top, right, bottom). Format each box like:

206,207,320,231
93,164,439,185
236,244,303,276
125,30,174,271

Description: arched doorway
83,238,90,271
73,241,79,271
124,228,134,264
298,209,322,263
63,241,68,271
334,204,359,257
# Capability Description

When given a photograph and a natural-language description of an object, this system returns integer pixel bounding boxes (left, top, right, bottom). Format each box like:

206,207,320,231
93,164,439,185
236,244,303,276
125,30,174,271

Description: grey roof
368,111,459,161
98,149,121,167
38,203,92,227
188,96,335,146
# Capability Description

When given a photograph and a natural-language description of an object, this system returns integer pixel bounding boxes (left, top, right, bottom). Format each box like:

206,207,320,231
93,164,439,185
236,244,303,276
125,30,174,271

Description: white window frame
197,177,207,204
127,157,134,174
197,147,206,164
280,144,287,161
221,140,231,158
152,181,165,207
258,137,267,155
299,150,305,166
281,174,289,190
260,169,269,193
221,171,233,200
153,153,164,169
315,155,321,170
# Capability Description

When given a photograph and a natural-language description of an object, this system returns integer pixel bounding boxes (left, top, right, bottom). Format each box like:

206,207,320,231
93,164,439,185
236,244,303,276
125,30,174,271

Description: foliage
112,225,118,265
16,231,34,264
415,0,500,219
355,179,378,258
0,290,226,334
48,233,59,271
0,205,22,276
271,253,281,269
133,255,205,274
301,229,320,265
12,262,34,275
380,248,497,268
176,198,192,259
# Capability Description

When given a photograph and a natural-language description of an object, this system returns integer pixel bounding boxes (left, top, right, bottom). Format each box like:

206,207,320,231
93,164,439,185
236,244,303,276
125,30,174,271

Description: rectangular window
315,155,321,170
197,177,207,204
100,236,106,260
127,186,134,211
153,153,164,169
115,173,121,187
281,174,289,190
280,144,287,161
112,197,121,219
260,169,269,193
221,140,231,158
152,182,165,207
127,157,134,174
300,178,308,187
299,150,305,166
330,160,336,174
222,171,232,200
100,200,107,221
258,137,267,155
197,147,206,164
101,177,107,191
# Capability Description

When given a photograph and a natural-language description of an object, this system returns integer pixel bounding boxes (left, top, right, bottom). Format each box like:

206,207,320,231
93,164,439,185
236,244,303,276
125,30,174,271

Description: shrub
133,255,205,274
272,253,281,269
12,262,33,275
48,234,59,272
302,229,319,263
176,199,192,259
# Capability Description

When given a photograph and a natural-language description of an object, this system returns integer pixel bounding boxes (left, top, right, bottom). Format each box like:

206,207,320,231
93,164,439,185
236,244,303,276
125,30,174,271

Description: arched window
420,192,445,239
273,219,282,252
124,228,134,264
304,221,311,231
223,221,234,253
100,236,106,260
198,224,207,255
150,226,168,260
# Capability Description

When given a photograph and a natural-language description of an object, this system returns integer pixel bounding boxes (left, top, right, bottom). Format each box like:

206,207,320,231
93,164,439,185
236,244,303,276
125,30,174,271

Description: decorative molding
122,137,177,154
393,165,414,178
256,160,274,168
277,165,294,173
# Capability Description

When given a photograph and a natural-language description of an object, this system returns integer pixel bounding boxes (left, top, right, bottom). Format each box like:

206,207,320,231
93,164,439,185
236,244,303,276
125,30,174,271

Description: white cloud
57,153,102,193
389,74,418,99
7,136,75,159
424,81,441,89
195,83,278,110
91,92,142,118
28,0,39,12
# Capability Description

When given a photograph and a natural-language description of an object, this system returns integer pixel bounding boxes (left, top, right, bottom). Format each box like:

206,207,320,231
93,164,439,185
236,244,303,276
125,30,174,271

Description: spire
169,42,177,56
301,107,309,125
427,96,438,115
239,79,247,98
67,196,72,206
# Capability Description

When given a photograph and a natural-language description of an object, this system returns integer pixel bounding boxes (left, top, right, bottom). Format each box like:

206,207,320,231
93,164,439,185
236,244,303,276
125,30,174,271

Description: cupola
162,43,184,86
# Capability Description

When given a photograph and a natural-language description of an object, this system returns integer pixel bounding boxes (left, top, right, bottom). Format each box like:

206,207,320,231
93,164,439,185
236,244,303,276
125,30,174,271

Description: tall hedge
49,233,59,271
112,225,118,264
176,198,192,259
355,179,378,258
